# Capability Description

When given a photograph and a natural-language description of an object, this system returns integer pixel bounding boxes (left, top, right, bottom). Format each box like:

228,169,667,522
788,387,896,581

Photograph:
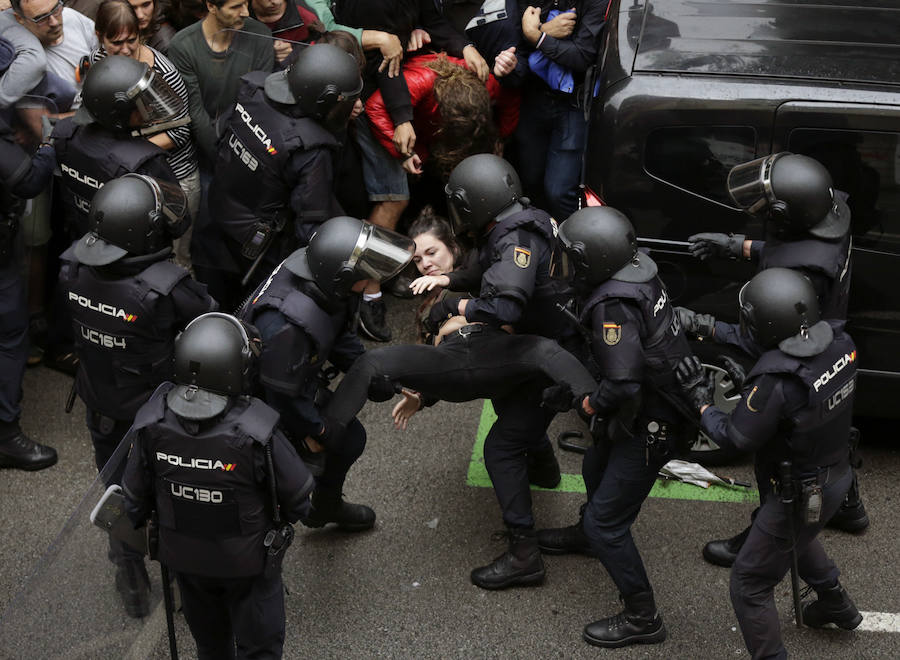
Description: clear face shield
128,67,183,127
549,235,580,282
322,79,363,132
346,223,415,284
727,153,787,216
139,174,189,239
737,280,756,341
445,185,471,236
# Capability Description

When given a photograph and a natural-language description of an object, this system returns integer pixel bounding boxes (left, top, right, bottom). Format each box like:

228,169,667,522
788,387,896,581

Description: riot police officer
122,313,315,659
59,174,217,616
0,112,58,470
211,43,363,294
441,154,572,590
53,55,181,237
679,152,866,568
677,268,862,659
240,215,414,531
536,207,693,648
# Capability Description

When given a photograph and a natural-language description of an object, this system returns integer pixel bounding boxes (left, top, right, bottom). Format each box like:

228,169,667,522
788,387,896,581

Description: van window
644,126,757,206
788,128,900,253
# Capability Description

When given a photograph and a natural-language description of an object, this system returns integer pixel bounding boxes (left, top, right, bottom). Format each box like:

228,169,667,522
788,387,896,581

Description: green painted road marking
466,401,758,503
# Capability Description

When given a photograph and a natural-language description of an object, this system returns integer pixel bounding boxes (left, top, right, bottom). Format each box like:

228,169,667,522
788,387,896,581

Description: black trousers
325,328,597,429
731,464,851,660
0,239,27,426
324,328,597,527
176,570,286,660
582,428,675,597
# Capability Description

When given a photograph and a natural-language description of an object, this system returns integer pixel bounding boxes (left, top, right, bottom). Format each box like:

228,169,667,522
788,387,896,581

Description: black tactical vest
746,321,856,471
581,275,693,424
132,383,277,577
241,262,349,396
212,72,340,247
758,233,852,320
60,247,190,418
51,119,170,236
479,206,572,338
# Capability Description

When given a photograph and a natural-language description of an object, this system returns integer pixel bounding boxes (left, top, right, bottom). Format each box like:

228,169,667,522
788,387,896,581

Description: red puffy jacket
365,53,520,164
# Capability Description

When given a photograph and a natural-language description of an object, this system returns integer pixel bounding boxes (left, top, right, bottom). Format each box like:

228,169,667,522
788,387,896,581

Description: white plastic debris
425,517,439,529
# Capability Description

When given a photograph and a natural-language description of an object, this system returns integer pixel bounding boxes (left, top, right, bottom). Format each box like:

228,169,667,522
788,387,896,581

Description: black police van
584,0,900,463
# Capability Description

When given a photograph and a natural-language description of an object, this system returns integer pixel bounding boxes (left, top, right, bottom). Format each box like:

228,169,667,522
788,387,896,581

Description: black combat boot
702,525,751,568
0,421,58,471
826,473,869,533
583,591,667,648
115,559,152,618
537,503,593,556
301,489,376,532
470,528,545,590
802,582,863,630
526,444,561,489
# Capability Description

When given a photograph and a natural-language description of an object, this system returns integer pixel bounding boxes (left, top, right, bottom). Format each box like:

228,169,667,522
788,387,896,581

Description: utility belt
446,322,511,341
772,461,849,526
637,418,684,466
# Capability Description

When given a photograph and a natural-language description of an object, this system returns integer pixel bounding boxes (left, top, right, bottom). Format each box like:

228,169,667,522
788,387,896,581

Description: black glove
367,375,399,402
426,296,459,332
719,355,747,391
675,306,716,339
541,383,576,412
688,233,746,261
675,355,715,411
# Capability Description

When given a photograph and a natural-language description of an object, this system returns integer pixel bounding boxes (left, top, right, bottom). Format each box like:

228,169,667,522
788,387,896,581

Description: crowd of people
0,0,872,658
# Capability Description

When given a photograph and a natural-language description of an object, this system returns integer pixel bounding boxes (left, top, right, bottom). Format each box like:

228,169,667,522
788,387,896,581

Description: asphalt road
1,296,898,659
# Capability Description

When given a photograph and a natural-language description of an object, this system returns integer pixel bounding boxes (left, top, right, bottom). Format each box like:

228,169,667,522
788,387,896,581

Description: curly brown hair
426,56,497,181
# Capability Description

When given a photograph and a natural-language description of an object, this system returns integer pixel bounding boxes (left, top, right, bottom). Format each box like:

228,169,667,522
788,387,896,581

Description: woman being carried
322,215,596,440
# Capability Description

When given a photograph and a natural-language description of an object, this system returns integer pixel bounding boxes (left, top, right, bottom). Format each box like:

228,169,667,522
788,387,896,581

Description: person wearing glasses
8,0,98,94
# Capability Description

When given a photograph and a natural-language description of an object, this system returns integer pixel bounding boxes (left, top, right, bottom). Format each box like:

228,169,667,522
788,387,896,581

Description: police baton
779,460,804,628
159,562,179,659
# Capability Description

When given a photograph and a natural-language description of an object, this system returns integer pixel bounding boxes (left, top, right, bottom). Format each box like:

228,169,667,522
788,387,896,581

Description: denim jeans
514,86,587,221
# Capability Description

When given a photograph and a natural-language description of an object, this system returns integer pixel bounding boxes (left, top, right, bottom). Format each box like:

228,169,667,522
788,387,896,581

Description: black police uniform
211,71,343,279
450,204,573,529
578,269,693,599
51,119,178,237
240,260,367,504
122,383,314,659
699,320,857,659
0,118,56,464
59,246,217,476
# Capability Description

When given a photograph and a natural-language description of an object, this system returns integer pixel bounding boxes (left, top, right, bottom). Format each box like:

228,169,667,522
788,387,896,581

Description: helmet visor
322,84,362,131
549,234,578,282
727,153,784,215
129,68,183,126
139,175,189,238
737,280,756,340
445,184,470,235
349,223,415,283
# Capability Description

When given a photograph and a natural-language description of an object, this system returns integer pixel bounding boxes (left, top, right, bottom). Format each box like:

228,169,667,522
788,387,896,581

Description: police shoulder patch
513,246,531,269
602,322,621,346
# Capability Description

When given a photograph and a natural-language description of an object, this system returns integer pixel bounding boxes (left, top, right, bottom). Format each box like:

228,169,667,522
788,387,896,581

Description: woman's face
102,29,140,58
412,231,455,277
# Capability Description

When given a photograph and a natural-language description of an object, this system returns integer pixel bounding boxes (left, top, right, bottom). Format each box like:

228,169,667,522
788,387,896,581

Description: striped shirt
90,46,198,180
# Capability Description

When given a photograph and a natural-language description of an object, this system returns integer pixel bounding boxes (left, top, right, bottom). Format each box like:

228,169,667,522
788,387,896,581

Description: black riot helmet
167,313,262,420
75,55,183,131
75,174,189,266
283,216,415,297
445,154,522,235
738,267,822,352
727,152,850,240
551,206,657,285
264,43,363,131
